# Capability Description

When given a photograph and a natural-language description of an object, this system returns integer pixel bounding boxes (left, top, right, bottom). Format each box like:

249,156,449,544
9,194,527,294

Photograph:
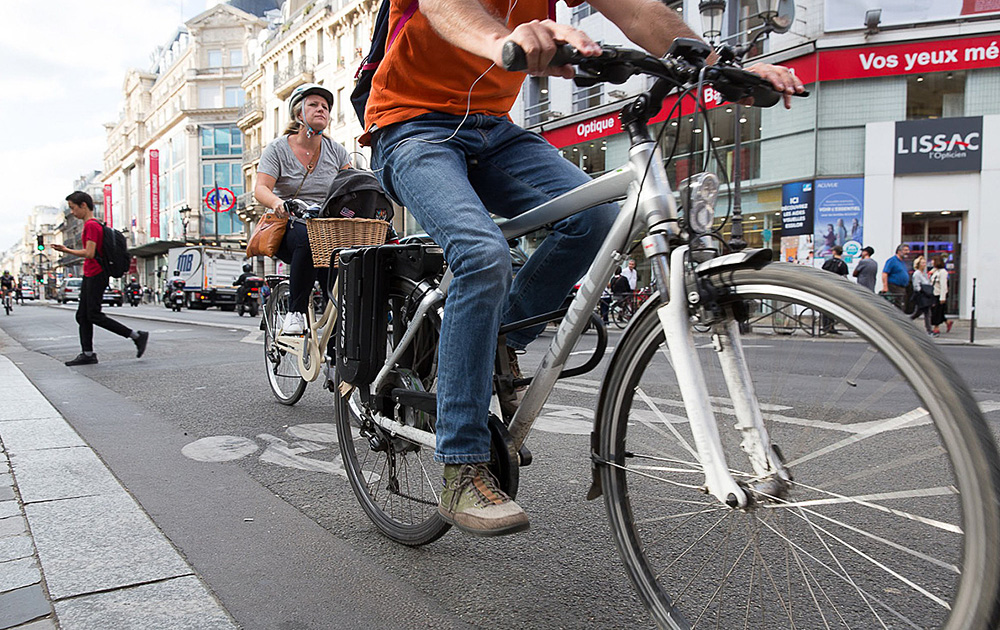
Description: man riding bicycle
0,272,15,307
364,0,803,536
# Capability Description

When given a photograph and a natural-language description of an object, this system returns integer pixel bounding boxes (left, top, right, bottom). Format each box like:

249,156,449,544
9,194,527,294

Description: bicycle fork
654,246,789,509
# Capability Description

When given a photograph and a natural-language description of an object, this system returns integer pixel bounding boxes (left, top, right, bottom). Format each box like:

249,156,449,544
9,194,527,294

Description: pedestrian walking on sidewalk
909,256,934,335
52,191,148,366
880,243,911,310
930,255,953,336
820,245,848,334
852,246,877,291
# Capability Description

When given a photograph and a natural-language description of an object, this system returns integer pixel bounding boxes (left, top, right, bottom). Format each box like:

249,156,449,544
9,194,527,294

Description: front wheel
263,281,306,405
597,262,1000,630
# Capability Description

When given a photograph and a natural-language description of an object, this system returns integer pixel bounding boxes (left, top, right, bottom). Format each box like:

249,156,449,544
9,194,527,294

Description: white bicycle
331,41,1000,629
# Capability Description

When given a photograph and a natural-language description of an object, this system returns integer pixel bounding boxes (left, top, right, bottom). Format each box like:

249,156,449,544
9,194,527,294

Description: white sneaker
281,312,306,335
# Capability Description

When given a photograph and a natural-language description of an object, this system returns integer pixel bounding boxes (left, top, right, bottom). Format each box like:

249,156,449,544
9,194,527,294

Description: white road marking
181,435,260,462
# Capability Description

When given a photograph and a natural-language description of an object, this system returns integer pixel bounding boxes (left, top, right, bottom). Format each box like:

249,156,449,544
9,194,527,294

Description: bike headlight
681,172,720,234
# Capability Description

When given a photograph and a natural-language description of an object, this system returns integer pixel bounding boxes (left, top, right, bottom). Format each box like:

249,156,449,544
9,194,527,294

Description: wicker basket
306,217,390,267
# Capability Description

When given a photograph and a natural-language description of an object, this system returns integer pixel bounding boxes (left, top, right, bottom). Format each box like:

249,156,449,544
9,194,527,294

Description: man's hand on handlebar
743,62,805,109
498,19,600,78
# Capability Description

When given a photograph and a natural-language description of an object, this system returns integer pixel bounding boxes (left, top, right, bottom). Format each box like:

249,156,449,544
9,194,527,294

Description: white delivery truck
166,246,244,310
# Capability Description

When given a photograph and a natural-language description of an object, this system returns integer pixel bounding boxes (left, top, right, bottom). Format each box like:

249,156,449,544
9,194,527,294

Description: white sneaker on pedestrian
281,312,306,335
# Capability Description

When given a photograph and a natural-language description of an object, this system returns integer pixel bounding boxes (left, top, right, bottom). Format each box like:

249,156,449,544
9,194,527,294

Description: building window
654,105,762,187
572,5,594,21
200,162,244,235
572,84,602,113
199,86,221,109
225,87,245,108
317,30,325,63
207,50,222,68
337,87,345,123
524,76,550,126
560,139,607,176
229,50,242,68
907,71,966,119
200,125,243,157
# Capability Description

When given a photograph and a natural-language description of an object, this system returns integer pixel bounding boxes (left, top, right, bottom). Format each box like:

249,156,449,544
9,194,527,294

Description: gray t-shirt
258,135,351,205
854,257,877,291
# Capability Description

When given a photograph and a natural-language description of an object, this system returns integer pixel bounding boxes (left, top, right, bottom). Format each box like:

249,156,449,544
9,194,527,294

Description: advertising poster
149,150,160,239
781,181,815,266
814,179,865,273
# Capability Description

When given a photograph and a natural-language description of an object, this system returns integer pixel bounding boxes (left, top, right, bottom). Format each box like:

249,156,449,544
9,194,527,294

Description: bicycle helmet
287,83,334,122
243,262,253,273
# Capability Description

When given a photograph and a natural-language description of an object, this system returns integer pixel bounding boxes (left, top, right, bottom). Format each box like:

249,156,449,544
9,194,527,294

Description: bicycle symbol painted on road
181,407,598,475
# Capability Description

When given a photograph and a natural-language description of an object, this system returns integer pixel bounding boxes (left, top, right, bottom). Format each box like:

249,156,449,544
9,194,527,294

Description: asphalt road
2,300,999,629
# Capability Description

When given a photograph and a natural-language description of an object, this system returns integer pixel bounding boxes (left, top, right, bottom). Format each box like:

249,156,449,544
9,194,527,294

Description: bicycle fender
587,289,665,501
694,248,772,276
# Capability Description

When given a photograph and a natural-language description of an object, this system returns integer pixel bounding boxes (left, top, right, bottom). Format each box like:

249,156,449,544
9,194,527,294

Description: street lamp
698,0,727,45
178,205,192,242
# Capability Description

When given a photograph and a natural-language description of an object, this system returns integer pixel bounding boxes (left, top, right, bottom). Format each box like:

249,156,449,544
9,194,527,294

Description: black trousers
77,273,132,352
276,219,329,313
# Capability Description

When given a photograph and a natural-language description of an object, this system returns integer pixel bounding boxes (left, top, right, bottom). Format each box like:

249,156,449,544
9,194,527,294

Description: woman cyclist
254,83,351,335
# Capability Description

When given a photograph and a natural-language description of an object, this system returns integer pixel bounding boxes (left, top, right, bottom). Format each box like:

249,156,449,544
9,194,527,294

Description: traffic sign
204,187,236,213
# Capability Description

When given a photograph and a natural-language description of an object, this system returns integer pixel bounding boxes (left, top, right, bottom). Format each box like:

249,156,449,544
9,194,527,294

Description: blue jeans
372,113,617,463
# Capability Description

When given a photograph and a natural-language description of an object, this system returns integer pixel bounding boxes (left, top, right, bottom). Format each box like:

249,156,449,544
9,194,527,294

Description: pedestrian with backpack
53,191,148,366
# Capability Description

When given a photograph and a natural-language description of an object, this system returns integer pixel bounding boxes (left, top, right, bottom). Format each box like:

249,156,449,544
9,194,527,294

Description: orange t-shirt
363,0,583,141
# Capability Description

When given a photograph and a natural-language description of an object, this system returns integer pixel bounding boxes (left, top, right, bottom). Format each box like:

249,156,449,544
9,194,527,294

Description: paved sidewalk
0,346,236,629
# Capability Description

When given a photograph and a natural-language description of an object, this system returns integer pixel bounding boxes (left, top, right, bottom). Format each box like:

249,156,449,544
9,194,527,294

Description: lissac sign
895,117,983,175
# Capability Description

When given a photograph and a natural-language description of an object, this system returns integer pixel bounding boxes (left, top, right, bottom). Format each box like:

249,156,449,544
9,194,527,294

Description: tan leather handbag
246,212,288,258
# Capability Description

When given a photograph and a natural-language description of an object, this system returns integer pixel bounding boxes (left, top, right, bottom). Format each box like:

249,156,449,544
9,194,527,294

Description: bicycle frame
269,285,337,383
361,104,788,509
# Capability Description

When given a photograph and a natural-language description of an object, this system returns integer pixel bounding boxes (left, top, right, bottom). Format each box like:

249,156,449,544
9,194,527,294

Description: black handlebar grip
501,41,578,72
748,86,782,108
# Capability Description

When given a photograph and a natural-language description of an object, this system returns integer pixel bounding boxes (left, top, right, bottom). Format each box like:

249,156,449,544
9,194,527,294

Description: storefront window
559,138,607,175
907,70,966,119
652,105,761,188
200,162,244,236
524,76,550,127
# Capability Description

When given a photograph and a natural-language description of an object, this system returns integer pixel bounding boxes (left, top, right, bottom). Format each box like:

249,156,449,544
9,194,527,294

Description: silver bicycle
333,40,1000,629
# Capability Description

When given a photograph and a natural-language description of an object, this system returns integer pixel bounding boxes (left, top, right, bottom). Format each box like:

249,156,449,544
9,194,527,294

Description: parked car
19,285,36,300
58,278,83,303
102,286,124,307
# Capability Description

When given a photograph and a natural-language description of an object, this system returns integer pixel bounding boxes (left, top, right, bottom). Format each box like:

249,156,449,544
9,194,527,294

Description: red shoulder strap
388,0,419,49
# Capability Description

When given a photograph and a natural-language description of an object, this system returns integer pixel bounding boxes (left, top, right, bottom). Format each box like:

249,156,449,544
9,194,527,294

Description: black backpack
98,223,131,278
350,0,419,128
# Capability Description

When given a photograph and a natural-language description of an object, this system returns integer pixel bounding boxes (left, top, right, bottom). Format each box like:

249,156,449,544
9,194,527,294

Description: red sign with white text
149,150,160,239
819,34,1000,81
103,184,113,228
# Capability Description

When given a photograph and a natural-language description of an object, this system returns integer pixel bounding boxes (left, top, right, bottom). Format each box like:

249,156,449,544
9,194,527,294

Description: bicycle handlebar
500,41,808,109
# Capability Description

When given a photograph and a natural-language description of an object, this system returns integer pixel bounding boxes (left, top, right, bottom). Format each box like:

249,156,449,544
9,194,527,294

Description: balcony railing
273,58,314,96
241,145,262,165
524,100,551,127
237,99,263,122
197,65,244,75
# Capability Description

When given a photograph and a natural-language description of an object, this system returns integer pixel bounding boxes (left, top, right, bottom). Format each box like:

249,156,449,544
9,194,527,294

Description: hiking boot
65,353,98,366
439,463,529,537
134,331,149,358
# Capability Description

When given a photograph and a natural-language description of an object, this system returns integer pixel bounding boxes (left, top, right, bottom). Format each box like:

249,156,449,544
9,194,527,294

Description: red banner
818,34,1000,81
103,184,113,228
149,150,160,239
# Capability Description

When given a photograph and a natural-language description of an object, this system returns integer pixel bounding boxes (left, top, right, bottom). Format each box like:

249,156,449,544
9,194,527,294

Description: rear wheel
336,275,450,546
263,281,306,405
598,262,1000,630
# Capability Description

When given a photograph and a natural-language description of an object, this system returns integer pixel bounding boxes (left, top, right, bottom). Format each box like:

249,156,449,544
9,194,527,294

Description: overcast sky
0,0,214,251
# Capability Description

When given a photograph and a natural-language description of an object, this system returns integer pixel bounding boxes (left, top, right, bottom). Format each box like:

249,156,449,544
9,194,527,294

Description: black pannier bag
336,244,445,387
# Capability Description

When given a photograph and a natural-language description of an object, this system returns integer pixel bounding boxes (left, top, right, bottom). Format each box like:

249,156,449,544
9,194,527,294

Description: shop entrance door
901,214,962,315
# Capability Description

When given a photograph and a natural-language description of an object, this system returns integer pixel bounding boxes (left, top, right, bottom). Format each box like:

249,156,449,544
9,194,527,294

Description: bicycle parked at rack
327,41,1000,630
